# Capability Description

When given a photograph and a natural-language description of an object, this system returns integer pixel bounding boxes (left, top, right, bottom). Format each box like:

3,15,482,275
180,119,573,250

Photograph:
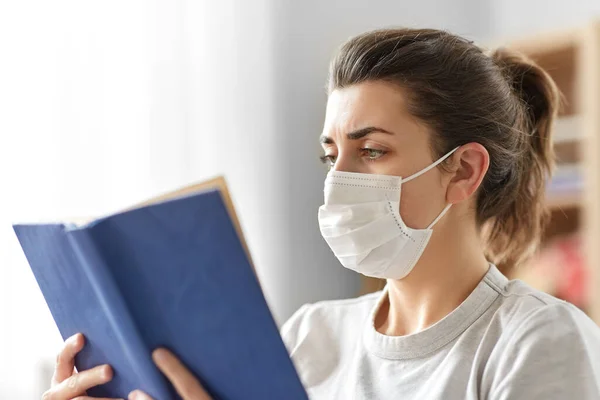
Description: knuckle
66,373,79,389
41,390,54,400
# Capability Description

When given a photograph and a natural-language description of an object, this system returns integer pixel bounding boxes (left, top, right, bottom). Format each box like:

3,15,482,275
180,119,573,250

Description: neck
374,209,489,336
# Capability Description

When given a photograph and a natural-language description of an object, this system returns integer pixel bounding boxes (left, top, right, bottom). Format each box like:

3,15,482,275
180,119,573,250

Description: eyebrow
319,126,395,144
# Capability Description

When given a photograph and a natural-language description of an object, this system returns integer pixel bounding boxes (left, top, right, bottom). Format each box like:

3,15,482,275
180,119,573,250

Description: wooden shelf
554,115,582,144
494,27,582,58
547,193,582,210
496,22,600,323
489,28,580,116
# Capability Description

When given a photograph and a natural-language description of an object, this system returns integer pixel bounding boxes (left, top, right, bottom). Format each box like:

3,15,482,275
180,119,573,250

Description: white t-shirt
281,265,600,399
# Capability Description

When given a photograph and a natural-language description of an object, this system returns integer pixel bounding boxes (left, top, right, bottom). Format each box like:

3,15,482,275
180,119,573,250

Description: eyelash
319,148,388,166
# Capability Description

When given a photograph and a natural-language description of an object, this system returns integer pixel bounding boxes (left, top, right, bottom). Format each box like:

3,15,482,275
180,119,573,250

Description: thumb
128,390,154,400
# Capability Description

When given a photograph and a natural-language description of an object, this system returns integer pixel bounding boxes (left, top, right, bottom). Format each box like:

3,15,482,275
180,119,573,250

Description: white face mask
318,148,458,280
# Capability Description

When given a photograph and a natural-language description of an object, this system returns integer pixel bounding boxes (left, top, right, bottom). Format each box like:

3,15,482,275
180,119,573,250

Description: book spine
66,229,171,399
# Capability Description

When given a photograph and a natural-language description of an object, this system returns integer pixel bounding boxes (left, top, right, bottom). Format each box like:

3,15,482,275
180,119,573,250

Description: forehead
323,81,411,134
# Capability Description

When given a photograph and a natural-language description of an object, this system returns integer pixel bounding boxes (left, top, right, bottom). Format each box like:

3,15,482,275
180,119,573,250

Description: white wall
488,0,600,38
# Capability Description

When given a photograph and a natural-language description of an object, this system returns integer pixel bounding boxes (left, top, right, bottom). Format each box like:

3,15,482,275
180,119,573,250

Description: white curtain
0,0,283,397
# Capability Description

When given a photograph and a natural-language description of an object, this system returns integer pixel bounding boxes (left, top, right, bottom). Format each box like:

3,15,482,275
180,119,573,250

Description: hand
128,348,211,400
42,333,121,400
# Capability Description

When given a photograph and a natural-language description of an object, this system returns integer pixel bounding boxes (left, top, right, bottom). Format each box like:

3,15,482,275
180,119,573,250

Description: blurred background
1,0,600,398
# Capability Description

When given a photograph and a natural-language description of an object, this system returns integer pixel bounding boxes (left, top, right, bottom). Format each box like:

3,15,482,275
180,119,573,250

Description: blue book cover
13,177,307,400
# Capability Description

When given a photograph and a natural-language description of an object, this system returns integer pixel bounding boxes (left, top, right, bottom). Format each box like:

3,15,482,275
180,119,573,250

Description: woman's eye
320,154,337,166
361,148,386,161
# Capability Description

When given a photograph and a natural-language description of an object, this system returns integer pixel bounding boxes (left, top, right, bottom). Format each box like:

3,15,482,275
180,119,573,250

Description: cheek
399,175,447,229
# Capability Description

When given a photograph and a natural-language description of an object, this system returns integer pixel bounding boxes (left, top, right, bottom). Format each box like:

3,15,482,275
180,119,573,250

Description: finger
73,397,124,400
127,389,154,400
53,333,85,384
153,348,211,400
53,364,113,399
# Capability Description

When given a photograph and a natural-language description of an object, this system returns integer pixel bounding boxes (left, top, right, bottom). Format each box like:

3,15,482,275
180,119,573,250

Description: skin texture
42,334,119,400
46,80,492,398
43,334,210,400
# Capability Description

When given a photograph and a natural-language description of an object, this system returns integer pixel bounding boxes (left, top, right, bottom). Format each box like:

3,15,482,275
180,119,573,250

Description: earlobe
445,143,489,205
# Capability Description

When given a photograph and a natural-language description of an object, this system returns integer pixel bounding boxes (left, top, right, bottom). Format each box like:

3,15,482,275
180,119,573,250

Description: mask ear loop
401,147,460,229
402,147,460,183
427,203,452,229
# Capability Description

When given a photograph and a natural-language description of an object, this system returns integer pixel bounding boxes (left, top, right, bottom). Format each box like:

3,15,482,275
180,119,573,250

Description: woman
44,28,600,400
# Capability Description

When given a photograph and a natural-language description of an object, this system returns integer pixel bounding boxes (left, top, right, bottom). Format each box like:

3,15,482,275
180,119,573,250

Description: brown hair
328,28,560,274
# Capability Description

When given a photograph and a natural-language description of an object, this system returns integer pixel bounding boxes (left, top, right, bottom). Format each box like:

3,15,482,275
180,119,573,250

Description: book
13,177,307,400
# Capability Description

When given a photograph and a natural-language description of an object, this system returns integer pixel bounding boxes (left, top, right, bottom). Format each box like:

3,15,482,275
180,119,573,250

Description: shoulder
491,276,600,358
279,291,382,388
280,291,381,353
492,276,598,336
501,299,600,352
486,279,600,398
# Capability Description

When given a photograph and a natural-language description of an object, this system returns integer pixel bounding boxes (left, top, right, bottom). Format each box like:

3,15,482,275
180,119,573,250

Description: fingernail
128,390,138,400
70,333,84,347
152,348,167,362
101,364,113,380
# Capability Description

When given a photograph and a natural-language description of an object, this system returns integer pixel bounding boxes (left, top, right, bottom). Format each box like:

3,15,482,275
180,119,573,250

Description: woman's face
320,80,451,230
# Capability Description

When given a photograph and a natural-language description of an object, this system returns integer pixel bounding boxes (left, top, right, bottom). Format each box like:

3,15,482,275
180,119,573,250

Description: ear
445,143,489,205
